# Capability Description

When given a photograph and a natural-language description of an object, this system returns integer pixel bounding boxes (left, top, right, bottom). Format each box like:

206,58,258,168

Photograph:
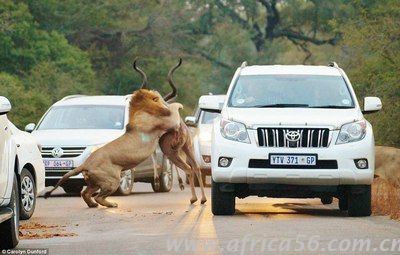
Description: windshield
37,105,125,130
229,75,354,108
201,111,220,124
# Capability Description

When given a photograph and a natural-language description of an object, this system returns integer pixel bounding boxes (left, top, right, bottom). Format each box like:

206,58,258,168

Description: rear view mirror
363,97,382,114
25,123,36,133
0,96,11,115
184,116,196,127
198,95,226,113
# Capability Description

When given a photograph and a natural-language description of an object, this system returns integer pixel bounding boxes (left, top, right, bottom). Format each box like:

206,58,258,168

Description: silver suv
26,95,173,195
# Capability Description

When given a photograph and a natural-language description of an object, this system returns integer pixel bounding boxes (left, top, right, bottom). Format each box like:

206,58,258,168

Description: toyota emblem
286,131,301,142
51,147,64,158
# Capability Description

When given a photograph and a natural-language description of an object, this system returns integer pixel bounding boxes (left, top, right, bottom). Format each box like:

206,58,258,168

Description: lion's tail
44,165,85,199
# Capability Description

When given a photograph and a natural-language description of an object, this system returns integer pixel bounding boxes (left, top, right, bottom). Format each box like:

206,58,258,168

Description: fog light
218,157,232,167
202,155,211,163
354,159,368,169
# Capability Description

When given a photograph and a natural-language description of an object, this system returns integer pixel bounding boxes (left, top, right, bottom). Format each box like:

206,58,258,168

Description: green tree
0,73,51,127
339,0,400,147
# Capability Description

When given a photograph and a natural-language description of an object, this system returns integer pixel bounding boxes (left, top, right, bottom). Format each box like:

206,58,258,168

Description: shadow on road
234,202,347,217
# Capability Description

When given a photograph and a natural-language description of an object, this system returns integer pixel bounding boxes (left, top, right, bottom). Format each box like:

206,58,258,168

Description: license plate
269,154,317,166
43,159,74,168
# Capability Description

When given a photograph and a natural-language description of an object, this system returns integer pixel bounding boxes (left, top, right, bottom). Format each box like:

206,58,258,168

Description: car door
0,115,10,198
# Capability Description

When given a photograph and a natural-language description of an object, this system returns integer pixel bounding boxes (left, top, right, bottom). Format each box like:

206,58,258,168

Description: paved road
18,176,400,255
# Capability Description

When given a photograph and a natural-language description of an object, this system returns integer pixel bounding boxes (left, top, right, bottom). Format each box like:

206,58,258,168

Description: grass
372,178,400,220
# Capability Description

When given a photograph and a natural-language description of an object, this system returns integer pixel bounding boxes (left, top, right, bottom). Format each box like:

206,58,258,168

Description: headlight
336,120,366,144
220,119,250,143
91,144,105,153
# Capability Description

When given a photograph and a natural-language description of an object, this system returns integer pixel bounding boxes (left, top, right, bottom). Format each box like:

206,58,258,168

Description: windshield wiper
310,105,354,109
254,103,309,108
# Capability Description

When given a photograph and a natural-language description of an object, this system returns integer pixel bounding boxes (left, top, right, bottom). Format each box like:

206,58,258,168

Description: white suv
185,95,225,185
0,97,19,249
208,62,382,216
27,95,173,195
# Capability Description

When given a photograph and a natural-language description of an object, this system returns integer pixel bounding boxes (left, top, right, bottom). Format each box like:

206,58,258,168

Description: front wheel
19,168,36,220
348,185,371,217
115,169,134,196
152,157,173,193
211,180,235,215
0,176,20,249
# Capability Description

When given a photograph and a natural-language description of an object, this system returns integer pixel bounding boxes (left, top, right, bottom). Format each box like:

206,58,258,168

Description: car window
37,105,125,130
201,111,220,124
228,75,355,108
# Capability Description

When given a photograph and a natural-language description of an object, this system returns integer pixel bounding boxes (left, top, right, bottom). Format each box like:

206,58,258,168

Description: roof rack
60,95,86,101
240,61,248,68
328,62,339,68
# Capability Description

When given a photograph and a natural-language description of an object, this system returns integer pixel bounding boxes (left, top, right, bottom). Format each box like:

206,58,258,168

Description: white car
0,96,19,248
208,62,382,216
8,121,45,220
26,95,173,196
185,95,225,185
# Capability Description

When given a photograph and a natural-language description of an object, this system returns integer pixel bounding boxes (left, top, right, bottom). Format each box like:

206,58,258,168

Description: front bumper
212,126,375,186
43,148,90,186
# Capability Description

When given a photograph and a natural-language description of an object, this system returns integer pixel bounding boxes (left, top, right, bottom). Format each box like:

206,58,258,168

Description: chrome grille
41,147,86,158
257,128,330,148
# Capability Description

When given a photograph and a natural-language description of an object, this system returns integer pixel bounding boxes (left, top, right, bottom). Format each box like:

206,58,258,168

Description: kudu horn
164,58,182,102
132,58,148,89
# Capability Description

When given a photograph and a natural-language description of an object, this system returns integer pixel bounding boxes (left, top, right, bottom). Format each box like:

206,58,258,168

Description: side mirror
363,97,382,114
25,123,36,133
198,95,226,113
184,116,196,127
0,96,11,115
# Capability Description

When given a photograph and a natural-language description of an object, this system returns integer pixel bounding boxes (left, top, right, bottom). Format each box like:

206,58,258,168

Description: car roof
53,95,130,107
240,65,342,76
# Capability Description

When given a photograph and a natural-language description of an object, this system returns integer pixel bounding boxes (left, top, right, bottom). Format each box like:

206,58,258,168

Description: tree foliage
0,0,398,147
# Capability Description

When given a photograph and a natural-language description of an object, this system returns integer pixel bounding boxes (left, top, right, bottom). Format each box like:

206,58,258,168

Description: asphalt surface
17,175,400,255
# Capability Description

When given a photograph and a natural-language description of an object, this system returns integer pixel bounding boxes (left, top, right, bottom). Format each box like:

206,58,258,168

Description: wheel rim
119,169,133,192
163,159,173,189
21,176,35,212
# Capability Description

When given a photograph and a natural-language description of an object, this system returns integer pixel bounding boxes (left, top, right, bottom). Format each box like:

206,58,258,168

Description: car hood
224,108,363,129
32,129,123,147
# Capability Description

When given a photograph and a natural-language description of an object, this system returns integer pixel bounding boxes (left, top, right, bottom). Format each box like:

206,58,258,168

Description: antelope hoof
179,183,185,191
201,198,207,204
190,198,198,204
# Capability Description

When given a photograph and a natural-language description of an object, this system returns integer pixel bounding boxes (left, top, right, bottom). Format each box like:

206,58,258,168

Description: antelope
151,58,207,204
44,59,183,208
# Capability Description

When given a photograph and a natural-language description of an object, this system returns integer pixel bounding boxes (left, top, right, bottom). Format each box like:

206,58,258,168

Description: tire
62,184,83,195
348,185,371,217
211,180,235,215
0,176,20,249
152,157,173,193
339,196,348,211
115,169,134,196
19,168,36,220
320,196,333,205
